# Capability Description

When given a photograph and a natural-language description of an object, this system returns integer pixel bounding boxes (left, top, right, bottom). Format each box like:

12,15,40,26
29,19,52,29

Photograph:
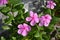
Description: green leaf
1,7,11,15
42,32,46,35
12,37,16,40
44,24,54,33
34,31,46,40
48,24,54,32
2,26,10,30
37,25,44,31
1,36,6,40
18,10,25,19
51,17,60,24
34,31,40,37
39,33,42,40
4,14,14,24
14,4,24,10
12,9,17,12
57,28,60,32
44,9,51,14
42,34,50,40
9,0,21,5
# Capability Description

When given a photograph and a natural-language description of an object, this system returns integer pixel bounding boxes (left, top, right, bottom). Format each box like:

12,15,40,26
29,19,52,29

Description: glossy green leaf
1,7,11,15
4,14,14,24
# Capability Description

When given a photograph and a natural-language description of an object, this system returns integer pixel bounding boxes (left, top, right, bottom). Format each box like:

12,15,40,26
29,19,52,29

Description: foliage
0,0,60,40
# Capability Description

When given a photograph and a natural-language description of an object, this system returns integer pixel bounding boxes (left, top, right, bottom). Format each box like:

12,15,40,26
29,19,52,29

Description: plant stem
50,9,51,15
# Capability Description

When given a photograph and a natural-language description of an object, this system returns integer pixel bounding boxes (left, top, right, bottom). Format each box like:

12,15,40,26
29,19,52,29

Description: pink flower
46,1,56,9
39,14,52,27
17,23,31,36
0,0,8,5
26,11,39,26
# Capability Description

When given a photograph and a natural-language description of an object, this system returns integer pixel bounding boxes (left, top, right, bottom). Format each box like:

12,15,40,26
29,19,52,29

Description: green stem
50,9,51,15
11,4,14,17
36,25,39,31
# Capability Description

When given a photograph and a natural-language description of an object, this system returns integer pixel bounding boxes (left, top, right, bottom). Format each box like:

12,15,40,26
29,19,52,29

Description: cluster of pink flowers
17,23,31,36
46,0,56,9
26,11,52,27
17,0,56,36
17,11,52,36
0,0,8,5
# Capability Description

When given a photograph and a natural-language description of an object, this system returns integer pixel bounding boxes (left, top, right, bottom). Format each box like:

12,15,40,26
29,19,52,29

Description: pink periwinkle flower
0,0,8,5
26,11,39,26
46,1,56,9
39,14,52,27
17,23,31,36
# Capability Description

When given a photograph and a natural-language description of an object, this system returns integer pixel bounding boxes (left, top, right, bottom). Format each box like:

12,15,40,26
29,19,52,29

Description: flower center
45,16,48,19
32,17,34,20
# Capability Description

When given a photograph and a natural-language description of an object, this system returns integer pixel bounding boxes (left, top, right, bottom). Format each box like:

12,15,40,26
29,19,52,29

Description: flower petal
40,16,45,21
45,14,52,20
51,5,54,9
18,24,23,29
22,30,27,36
23,23,31,31
3,0,8,4
30,11,34,17
34,13,39,23
53,3,56,6
26,17,32,22
26,26,31,31
0,0,3,5
47,1,50,4
17,29,23,34
47,1,53,4
46,5,51,9
39,23,43,26
30,20,36,26
44,21,50,27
